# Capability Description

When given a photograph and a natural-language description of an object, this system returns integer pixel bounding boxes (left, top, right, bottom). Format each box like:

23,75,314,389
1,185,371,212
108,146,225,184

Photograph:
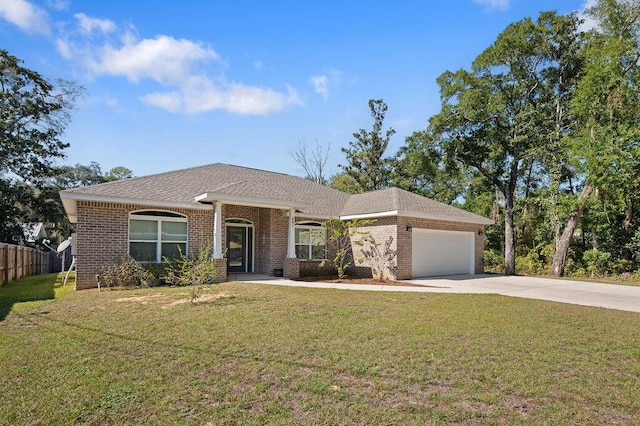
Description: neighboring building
60,163,492,289
19,222,47,245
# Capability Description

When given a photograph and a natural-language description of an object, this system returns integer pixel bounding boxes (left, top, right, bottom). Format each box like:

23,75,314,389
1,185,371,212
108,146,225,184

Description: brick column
212,258,228,282
283,257,300,279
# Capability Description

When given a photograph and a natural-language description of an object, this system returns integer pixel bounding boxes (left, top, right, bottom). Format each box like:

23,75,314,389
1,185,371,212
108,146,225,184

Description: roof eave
340,210,493,225
59,191,213,224
195,192,309,210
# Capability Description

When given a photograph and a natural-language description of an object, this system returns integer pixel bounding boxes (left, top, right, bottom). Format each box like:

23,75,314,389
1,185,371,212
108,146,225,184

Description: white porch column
287,208,296,258
213,201,223,259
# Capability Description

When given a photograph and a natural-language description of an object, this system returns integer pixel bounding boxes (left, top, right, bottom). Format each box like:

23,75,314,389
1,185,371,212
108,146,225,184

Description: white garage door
412,228,474,277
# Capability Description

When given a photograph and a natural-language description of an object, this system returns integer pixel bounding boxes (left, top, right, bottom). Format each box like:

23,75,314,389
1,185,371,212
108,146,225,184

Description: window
129,211,187,262
295,222,326,260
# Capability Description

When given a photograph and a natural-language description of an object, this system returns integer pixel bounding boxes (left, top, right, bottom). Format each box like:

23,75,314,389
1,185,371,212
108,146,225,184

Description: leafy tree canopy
340,99,395,193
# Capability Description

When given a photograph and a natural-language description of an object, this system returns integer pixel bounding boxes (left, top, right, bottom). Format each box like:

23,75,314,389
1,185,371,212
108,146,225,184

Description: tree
0,50,83,181
392,130,470,204
0,49,83,242
29,163,134,242
289,139,330,185
104,166,134,182
329,172,360,194
340,99,395,193
319,217,375,279
552,0,640,275
428,12,583,275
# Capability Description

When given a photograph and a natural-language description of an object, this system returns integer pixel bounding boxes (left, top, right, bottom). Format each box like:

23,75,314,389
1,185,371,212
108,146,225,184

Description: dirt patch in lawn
163,292,230,308
293,276,431,287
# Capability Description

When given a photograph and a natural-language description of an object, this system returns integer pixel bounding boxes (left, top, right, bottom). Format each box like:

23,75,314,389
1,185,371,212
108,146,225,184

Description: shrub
142,262,169,282
319,217,375,279
483,250,503,274
162,242,220,302
99,257,152,289
583,249,612,278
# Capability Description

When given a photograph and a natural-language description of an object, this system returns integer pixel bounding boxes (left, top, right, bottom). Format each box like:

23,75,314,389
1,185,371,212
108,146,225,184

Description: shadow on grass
0,273,61,322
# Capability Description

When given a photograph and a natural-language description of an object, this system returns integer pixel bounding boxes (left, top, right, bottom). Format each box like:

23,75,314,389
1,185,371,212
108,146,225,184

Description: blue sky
1,0,590,179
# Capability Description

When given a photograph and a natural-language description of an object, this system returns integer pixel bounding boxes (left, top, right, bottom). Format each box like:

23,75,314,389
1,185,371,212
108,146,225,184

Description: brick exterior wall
75,201,294,289
352,216,485,280
74,200,486,289
352,217,398,279
395,216,485,278
75,201,214,290
299,260,337,277
258,208,289,275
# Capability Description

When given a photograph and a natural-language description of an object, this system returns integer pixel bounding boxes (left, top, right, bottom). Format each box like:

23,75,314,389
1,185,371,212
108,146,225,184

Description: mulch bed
293,276,428,287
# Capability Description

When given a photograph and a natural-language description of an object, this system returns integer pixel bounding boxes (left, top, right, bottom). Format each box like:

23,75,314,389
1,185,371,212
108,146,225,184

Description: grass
1,275,639,424
0,272,74,321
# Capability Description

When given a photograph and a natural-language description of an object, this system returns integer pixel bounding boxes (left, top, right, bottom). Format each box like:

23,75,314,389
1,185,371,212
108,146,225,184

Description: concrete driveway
405,275,640,313
240,274,640,313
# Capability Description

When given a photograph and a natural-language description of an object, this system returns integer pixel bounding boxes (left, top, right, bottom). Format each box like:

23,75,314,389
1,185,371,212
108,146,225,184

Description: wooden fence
0,243,50,286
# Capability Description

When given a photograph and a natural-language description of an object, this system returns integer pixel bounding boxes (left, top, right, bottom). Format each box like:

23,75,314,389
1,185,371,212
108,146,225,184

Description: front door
226,225,253,273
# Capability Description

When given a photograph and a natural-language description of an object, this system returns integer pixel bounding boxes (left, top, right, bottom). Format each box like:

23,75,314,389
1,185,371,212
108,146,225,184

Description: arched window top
130,210,186,219
226,218,254,225
296,221,323,227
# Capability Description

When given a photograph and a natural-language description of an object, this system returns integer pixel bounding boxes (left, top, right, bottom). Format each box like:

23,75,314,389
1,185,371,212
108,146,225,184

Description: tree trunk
504,190,516,276
551,184,593,276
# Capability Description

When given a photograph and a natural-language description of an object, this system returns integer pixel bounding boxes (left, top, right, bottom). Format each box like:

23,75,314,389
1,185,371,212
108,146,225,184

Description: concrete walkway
234,274,640,313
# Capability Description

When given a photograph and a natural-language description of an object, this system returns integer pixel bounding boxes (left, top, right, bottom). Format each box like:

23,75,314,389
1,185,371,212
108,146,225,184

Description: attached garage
412,228,475,277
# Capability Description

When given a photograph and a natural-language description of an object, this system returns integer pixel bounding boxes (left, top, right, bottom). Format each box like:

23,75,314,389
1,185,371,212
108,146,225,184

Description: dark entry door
226,226,253,273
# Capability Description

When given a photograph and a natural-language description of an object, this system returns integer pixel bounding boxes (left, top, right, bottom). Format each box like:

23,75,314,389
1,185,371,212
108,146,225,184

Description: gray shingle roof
341,187,492,224
61,163,491,224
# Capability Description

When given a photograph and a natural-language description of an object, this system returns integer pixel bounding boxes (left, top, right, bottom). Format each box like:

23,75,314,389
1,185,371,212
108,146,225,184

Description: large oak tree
0,49,83,242
427,12,583,275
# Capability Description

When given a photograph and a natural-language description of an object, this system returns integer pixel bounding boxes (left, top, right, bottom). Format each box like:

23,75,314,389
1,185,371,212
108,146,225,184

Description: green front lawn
1,275,639,424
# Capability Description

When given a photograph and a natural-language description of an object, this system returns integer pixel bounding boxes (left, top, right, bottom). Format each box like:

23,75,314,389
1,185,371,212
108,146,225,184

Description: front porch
197,199,304,279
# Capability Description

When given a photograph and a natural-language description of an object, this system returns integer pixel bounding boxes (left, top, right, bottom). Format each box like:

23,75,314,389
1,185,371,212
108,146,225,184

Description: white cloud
309,75,329,99
87,35,219,84
64,31,300,115
46,0,69,11
141,76,301,115
578,0,599,32
0,0,49,34
74,13,115,35
471,0,510,10
16,4,303,116
308,68,343,99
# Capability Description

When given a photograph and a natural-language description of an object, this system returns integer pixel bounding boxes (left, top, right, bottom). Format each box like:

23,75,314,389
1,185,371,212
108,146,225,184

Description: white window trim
129,211,188,263
295,221,327,260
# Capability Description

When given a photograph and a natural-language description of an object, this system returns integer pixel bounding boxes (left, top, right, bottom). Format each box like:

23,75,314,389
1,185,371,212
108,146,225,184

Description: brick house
60,163,492,289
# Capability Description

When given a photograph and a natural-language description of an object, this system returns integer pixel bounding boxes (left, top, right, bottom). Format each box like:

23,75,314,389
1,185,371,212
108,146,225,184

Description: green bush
583,249,612,278
162,242,220,302
142,263,169,284
99,257,152,289
483,250,503,274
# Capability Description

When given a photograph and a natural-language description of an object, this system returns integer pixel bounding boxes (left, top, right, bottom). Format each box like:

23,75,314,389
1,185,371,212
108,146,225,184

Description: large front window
295,222,326,260
129,211,188,262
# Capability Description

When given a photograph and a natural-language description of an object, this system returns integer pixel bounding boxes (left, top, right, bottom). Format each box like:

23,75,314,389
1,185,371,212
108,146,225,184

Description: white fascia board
195,192,308,210
339,210,399,220
59,191,213,215
60,197,78,223
396,210,494,225
292,213,333,221
340,209,493,225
